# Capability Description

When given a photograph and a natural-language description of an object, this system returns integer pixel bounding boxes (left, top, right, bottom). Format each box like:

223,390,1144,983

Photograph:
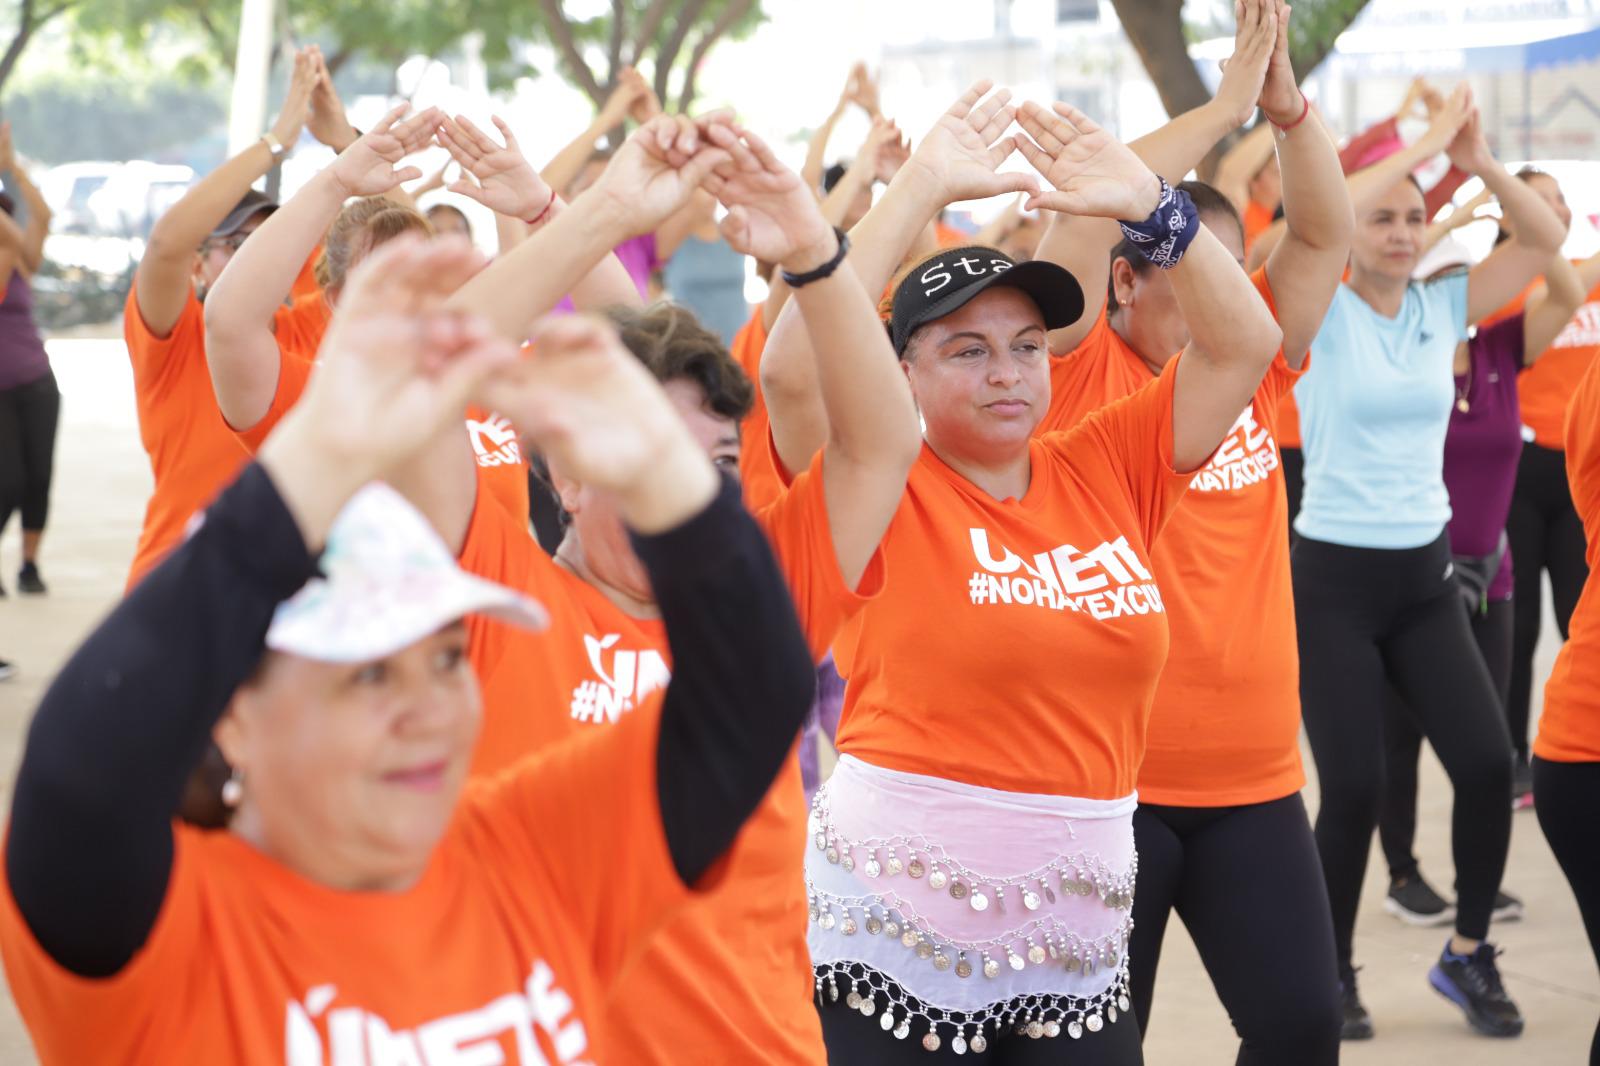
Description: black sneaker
1340,972,1374,1040
1512,755,1534,810
0,659,14,682
1385,873,1457,927
16,561,44,595
1429,942,1525,1037
1492,890,1525,923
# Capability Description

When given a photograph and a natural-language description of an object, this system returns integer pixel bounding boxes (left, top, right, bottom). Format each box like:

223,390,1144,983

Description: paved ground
0,338,1595,1064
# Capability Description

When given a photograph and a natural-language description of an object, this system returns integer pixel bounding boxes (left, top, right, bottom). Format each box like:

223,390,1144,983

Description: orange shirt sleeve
1567,360,1600,549
1049,355,1194,549
234,347,314,454
123,281,204,399
754,449,886,660
0,825,209,1062
458,483,544,685
460,703,696,986
732,309,788,513
289,246,323,302
271,292,331,358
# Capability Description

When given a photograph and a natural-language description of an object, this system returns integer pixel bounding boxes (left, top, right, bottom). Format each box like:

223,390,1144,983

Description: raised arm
802,68,860,193
134,48,314,338
1256,0,1352,367
706,120,921,586
1455,108,1567,324
438,113,640,312
1423,186,1493,253
1035,0,1275,352
4,236,511,979
473,314,813,884
203,105,439,432
0,125,51,276
761,82,1037,476
1214,122,1277,215
1523,253,1587,361
393,117,728,552
1019,105,1281,471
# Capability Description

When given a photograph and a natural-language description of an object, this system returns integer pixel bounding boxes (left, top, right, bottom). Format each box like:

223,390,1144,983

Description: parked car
87,161,193,240
39,161,120,235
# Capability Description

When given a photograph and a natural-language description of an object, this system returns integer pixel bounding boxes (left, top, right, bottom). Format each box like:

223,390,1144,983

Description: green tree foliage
4,71,226,163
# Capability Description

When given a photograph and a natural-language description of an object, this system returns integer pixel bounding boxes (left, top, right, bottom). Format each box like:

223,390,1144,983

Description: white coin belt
806,882,1134,981
809,792,1138,913
814,958,1132,1054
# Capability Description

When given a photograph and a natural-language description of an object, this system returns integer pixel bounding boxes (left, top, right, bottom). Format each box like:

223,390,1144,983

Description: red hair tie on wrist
525,188,557,227
1271,94,1311,133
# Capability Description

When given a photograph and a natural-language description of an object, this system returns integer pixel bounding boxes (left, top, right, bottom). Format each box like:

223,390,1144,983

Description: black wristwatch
780,227,851,288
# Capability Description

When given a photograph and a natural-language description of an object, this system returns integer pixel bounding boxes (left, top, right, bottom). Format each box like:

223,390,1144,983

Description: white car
38,162,121,235
86,161,194,239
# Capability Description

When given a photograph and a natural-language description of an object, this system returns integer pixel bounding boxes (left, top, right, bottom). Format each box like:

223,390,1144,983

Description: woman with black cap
759,82,1282,1061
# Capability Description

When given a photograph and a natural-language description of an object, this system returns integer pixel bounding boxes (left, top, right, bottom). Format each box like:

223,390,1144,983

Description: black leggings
817,972,1143,1065
1292,532,1513,977
1130,795,1341,1066
1508,443,1589,759
1380,598,1515,881
0,368,59,539
1532,757,1600,1065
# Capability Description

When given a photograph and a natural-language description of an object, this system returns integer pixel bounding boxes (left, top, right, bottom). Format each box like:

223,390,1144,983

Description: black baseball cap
211,189,277,239
889,245,1084,356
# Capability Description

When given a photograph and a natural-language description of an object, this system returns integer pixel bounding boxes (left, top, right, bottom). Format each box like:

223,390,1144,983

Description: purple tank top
553,233,659,314
0,270,49,391
1442,314,1524,601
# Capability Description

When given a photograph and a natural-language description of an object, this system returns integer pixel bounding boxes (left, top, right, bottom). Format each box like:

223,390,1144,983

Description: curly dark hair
603,302,754,420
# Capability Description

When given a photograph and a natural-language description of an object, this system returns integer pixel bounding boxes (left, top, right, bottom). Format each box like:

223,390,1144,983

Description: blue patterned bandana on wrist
1117,179,1199,271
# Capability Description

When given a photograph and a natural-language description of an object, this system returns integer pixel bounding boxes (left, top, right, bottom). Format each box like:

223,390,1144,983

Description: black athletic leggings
1380,598,1514,881
1533,757,1600,1066
1130,794,1341,1066
1292,532,1513,978
1508,443,1589,759
817,975,1143,1065
0,367,59,538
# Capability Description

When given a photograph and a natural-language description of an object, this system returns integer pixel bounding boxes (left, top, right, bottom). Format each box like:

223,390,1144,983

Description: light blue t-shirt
1294,274,1470,549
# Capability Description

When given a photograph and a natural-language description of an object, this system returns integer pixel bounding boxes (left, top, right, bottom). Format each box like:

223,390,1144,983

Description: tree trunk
1108,0,1233,179
652,0,709,105
629,0,672,65
675,0,752,112
0,0,39,103
606,0,626,84
537,0,606,107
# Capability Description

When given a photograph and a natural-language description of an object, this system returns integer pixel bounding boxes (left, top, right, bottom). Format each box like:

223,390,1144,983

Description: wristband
260,132,286,161
525,188,558,227
1117,180,1199,271
1270,94,1312,136
780,227,851,288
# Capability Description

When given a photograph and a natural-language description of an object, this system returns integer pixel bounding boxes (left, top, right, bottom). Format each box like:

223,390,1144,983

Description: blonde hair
315,197,433,295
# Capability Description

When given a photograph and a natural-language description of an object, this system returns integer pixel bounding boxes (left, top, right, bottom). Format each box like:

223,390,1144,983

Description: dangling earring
221,767,244,808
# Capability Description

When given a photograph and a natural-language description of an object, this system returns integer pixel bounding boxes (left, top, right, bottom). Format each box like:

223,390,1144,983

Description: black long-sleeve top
5,462,816,978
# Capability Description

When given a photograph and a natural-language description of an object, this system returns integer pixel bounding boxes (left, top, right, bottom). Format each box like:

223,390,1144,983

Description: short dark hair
1496,166,1552,246
1107,180,1244,309
604,302,754,420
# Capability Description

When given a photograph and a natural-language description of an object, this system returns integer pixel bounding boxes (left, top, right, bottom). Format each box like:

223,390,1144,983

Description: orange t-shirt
730,308,786,512
289,245,323,302
1483,272,1600,448
231,342,531,523
1532,354,1600,763
122,285,322,589
1243,199,1274,255
0,706,694,1065
1042,270,1305,806
832,359,1192,799
457,452,881,1064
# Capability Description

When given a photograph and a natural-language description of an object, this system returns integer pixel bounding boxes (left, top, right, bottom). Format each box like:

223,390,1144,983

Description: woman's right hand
899,81,1038,206
585,115,731,239
1414,84,1473,158
701,120,837,272
268,47,317,152
1212,0,1279,128
1016,101,1161,221
438,114,553,220
327,104,441,198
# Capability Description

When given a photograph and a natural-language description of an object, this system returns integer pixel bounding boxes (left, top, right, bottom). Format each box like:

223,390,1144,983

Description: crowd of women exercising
2,0,1600,1062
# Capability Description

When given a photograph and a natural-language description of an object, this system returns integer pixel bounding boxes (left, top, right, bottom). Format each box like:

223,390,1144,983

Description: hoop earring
221,768,244,808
